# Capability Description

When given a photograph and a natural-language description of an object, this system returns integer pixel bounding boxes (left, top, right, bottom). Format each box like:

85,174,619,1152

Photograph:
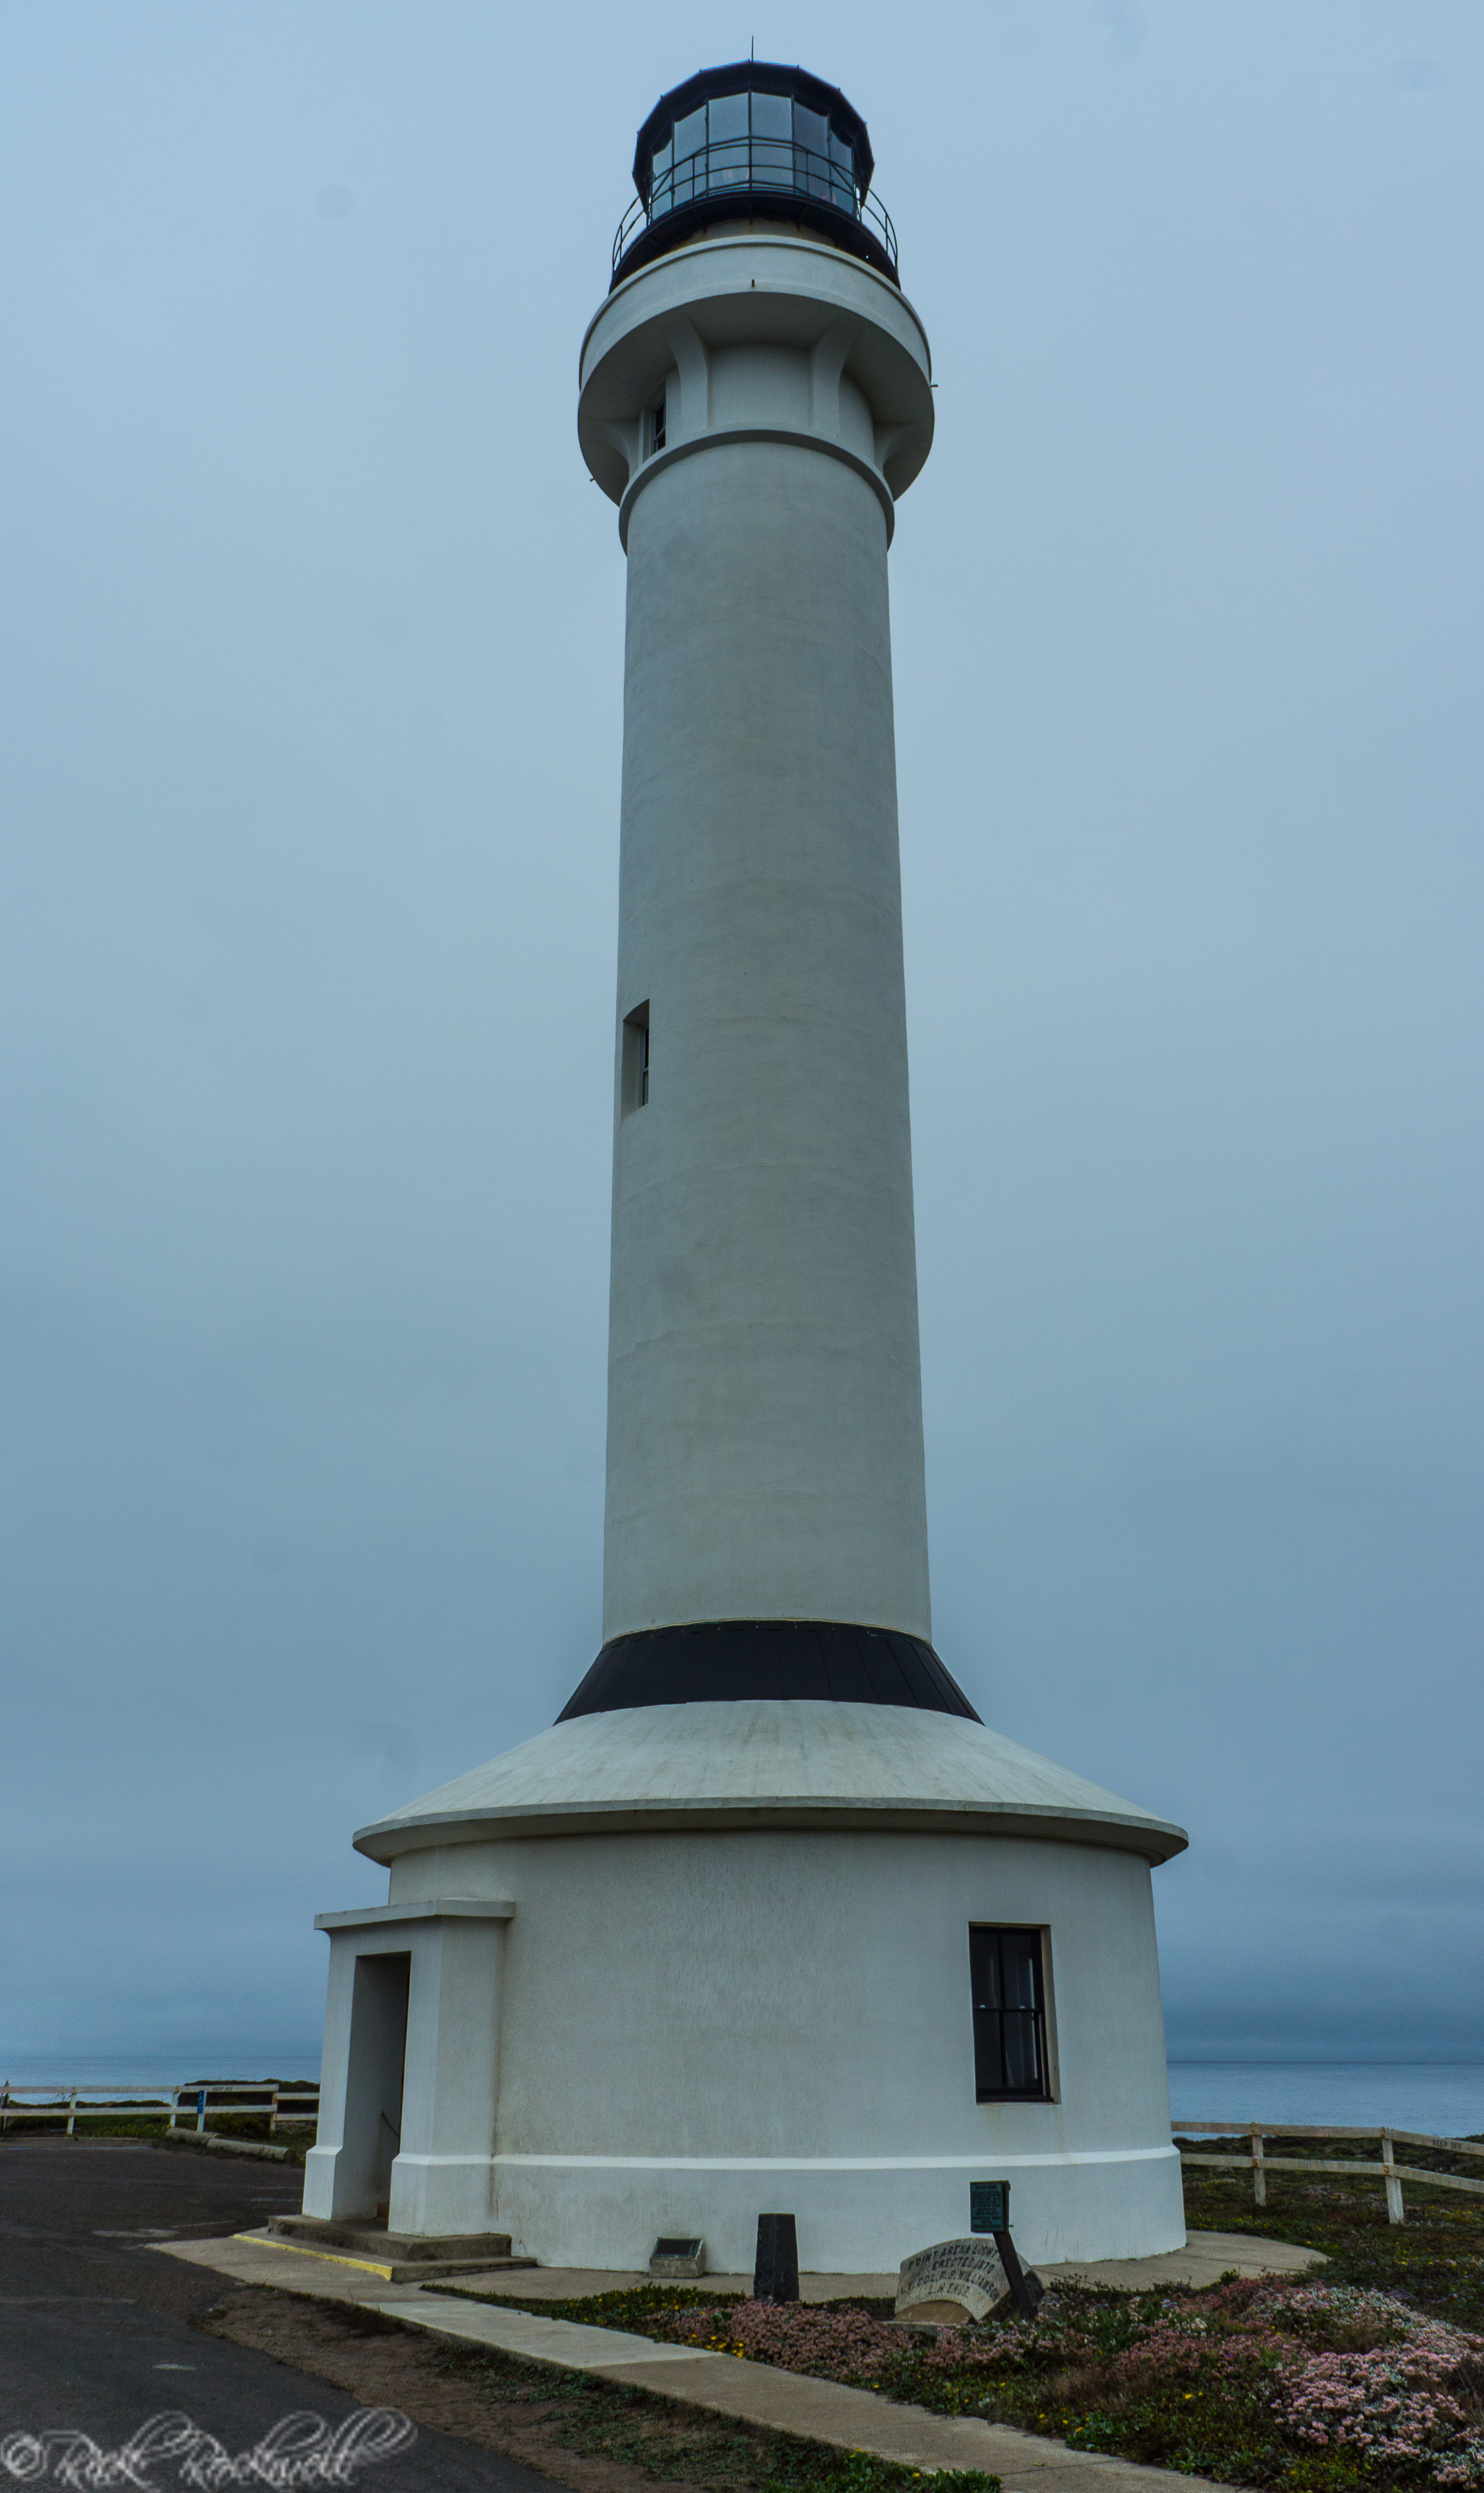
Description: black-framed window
622,1002,651,1115
969,1926,1050,2102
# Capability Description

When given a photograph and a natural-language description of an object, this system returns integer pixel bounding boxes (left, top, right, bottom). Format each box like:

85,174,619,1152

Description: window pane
752,139,792,188
985,1943,1005,2011
1003,1934,1039,2011
794,105,830,201
651,140,672,179
674,108,707,165
1003,2013,1043,2092
827,127,857,211
751,90,791,139
708,137,750,191
708,91,748,141
969,1928,1001,2012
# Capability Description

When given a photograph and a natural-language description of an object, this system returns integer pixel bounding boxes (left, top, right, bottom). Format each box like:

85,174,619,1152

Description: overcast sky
3,0,1480,2077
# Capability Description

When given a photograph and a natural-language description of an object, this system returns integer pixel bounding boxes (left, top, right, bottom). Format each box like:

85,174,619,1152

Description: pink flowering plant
631,2277,1484,2489
456,2166,1484,2490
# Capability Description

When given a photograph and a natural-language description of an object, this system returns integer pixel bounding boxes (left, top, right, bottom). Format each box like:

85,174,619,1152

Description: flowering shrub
663,2300,919,2382
640,2280,1484,2488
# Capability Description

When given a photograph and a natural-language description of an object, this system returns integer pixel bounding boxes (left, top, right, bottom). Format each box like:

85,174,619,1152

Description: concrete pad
473,2266,897,2303
1040,2231,1325,2290
419,2233,1318,2304
154,2234,397,2301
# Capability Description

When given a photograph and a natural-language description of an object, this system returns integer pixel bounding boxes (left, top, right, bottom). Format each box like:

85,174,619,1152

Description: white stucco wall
373,1819,1182,2269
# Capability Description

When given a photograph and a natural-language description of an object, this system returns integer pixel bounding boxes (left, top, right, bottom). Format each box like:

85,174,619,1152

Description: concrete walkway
157,2228,1323,2493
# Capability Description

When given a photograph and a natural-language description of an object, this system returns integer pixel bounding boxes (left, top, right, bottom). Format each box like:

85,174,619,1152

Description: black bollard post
753,2212,799,2302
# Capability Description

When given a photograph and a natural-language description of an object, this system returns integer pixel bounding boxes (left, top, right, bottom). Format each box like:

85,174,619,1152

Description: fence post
1251,2128,1266,2208
168,2086,180,2134
269,2086,279,2138
1,2081,8,2139
1382,2128,1405,2225
66,2090,78,2137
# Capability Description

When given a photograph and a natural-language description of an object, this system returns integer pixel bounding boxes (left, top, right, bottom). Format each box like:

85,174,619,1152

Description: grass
1181,2159,1484,2332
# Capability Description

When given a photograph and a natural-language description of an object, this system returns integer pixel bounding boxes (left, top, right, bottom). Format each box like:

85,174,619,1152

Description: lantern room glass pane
673,107,707,163
793,101,831,199
828,123,857,209
650,138,673,215
751,85,793,189
710,104,746,187
751,90,791,138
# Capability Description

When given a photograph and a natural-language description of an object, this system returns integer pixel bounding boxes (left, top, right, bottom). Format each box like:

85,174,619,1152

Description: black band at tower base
557,1619,981,1723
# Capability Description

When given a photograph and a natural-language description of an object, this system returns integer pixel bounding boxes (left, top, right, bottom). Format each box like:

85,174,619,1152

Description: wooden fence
0,2080,319,2139
1174,2121,1484,2224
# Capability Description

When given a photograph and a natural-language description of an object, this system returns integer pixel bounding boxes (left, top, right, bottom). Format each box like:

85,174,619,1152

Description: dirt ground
199,2286,798,2493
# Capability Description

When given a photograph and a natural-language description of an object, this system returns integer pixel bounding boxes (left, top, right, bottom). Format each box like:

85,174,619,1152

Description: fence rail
1,2081,319,2140
1173,2121,1484,2224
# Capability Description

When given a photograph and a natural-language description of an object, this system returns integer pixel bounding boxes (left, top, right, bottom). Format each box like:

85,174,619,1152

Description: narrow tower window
969,1926,1051,2102
622,1002,651,1114
650,396,666,455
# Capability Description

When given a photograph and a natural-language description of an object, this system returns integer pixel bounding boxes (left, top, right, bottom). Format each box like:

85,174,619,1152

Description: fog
2,0,1480,2071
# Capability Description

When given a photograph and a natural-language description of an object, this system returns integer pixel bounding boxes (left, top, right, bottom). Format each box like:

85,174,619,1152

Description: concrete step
269,2215,537,2282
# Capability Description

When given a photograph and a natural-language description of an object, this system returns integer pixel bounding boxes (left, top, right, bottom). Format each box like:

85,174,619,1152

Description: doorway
339,1951,410,2220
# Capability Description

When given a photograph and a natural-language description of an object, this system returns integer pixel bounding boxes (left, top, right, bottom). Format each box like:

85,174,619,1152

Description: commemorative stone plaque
895,2234,1044,2323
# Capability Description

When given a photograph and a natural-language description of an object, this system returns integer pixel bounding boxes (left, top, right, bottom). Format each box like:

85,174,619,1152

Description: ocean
1168,2063,1484,2138
1,2050,322,2092
4,2054,1483,2138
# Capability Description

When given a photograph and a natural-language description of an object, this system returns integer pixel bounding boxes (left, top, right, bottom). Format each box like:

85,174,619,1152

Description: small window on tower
969,1926,1052,2103
622,1002,651,1114
650,397,666,456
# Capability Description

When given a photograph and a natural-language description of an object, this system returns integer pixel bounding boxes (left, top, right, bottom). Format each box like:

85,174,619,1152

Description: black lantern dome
612,61,897,290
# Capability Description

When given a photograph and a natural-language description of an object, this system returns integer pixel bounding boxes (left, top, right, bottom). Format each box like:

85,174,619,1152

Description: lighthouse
301,63,1189,2272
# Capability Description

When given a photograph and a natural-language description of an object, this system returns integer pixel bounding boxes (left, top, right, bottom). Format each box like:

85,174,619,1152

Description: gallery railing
613,141,897,280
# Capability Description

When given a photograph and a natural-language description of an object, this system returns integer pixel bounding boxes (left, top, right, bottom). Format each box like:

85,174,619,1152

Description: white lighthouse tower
301,64,1188,2271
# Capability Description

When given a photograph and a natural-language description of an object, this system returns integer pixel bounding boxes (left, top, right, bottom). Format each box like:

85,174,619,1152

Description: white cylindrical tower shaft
577,227,942,1690
610,430,925,1638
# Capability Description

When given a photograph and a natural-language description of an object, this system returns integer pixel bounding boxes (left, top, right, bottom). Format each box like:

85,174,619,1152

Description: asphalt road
0,2140,559,2493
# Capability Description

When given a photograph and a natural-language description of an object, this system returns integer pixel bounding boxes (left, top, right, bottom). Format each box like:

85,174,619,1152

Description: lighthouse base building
306,1685,1186,2270
304,61,1188,2274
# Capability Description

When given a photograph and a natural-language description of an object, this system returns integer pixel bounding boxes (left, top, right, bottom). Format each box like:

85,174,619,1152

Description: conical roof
354,1699,1186,1866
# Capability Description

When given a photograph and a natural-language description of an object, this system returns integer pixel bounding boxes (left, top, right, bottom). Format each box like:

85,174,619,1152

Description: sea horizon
5,2051,1483,2139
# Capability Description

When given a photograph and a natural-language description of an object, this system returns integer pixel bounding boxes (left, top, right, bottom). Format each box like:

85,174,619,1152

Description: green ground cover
451,2158,1484,2489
